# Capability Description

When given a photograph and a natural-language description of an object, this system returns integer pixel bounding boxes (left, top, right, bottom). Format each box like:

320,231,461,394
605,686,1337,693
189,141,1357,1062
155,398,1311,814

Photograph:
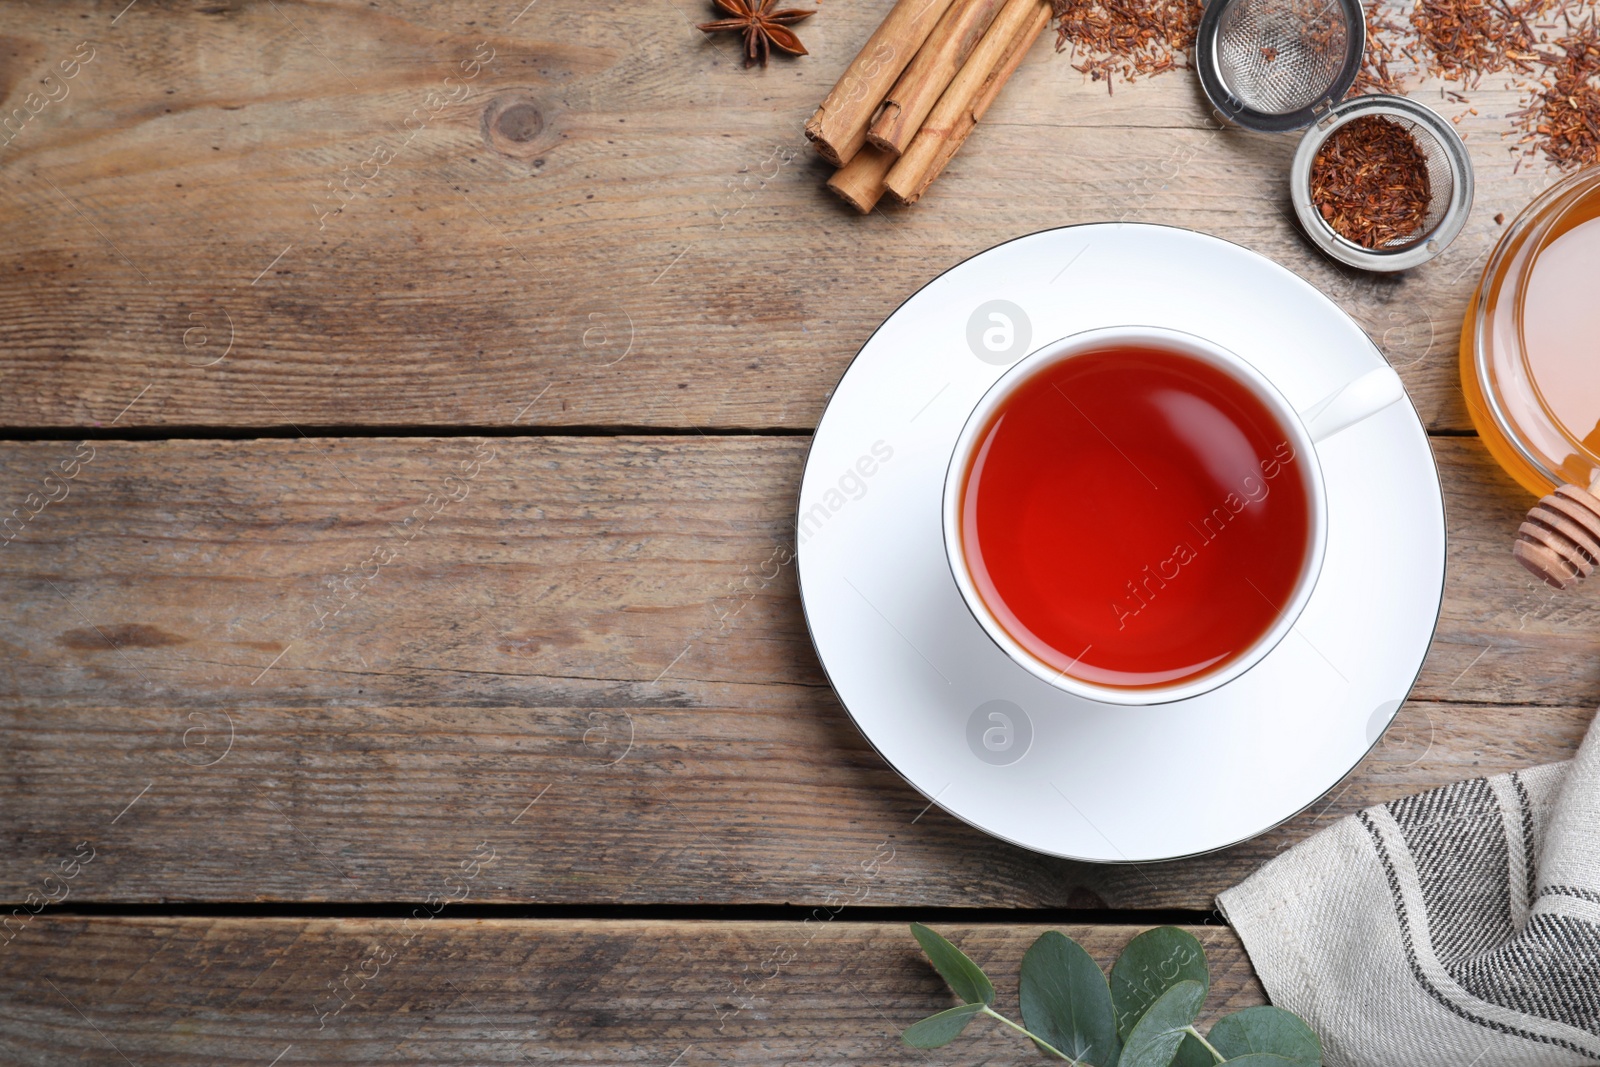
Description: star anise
697,0,815,68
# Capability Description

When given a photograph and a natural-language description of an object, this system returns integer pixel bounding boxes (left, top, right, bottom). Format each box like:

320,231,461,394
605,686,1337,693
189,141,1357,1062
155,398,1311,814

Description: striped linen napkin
1218,712,1600,1066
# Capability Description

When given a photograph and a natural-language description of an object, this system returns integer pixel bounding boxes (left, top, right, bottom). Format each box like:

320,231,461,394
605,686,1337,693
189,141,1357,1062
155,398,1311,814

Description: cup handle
1300,365,1406,445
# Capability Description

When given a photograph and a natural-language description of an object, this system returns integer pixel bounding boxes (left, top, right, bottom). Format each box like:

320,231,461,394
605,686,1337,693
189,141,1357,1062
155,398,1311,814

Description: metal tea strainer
1194,0,1473,270
1195,0,1365,132
1290,95,1474,271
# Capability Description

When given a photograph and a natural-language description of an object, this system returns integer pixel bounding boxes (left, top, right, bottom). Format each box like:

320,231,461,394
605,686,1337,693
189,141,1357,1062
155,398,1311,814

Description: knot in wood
482,92,548,159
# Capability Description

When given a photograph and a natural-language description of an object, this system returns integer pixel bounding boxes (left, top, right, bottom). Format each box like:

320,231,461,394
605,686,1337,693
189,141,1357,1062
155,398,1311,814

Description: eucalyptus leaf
1110,927,1212,1067
902,1002,986,1048
1117,979,1206,1067
1020,931,1122,1067
1109,927,1209,1038
1208,1006,1321,1066
1219,1056,1313,1066
909,923,995,1006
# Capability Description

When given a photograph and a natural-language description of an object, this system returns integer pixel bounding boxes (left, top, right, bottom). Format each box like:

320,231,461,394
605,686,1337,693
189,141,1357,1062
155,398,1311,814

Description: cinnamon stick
866,0,1010,156
805,0,959,167
884,0,1048,204
883,0,1030,202
826,143,897,213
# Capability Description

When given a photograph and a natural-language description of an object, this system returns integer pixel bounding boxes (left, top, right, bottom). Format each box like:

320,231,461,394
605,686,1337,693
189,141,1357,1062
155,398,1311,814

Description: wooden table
0,2,1591,1063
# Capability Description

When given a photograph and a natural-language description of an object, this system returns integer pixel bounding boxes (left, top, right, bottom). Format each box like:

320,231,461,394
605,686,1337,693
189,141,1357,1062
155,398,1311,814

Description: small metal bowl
1290,94,1474,272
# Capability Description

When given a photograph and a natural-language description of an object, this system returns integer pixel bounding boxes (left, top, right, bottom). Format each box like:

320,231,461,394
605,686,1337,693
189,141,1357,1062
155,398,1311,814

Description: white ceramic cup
942,324,1405,706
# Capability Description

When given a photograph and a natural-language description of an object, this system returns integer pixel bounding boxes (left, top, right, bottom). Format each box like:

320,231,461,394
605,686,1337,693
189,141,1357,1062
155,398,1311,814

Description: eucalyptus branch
980,1004,1082,1063
896,923,1324,1067
1183,1024,1229,1064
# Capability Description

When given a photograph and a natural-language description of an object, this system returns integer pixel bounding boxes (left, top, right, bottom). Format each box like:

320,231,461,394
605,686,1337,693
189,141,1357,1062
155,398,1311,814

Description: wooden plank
0,1,1556,432
1,435,1595,908
1,699,1587,910
0,918,1262,1065
0,436,1589,707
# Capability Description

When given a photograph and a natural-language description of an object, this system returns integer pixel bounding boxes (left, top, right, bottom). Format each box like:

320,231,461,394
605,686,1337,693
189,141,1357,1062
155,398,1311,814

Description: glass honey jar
1462,165,1600,498
1462,165,1600,588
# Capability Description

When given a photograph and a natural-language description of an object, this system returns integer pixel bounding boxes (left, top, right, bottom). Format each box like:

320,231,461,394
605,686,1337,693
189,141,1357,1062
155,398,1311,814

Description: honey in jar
1462,166,1600,497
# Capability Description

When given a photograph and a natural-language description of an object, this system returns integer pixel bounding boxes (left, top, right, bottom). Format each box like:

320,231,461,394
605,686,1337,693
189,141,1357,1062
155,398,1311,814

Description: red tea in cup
958,345,1313,690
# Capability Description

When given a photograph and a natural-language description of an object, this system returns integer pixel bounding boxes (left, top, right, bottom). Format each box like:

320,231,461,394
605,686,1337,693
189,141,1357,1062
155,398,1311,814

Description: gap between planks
0,425,1485,442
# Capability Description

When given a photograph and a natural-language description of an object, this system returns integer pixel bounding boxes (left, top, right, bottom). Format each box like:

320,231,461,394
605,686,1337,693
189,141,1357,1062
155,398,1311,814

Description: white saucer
796,224,1446,863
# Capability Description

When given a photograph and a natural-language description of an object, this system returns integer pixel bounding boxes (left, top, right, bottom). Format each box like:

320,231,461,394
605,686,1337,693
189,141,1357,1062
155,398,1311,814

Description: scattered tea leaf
902,1002,987,1048
1208,1005,1321,1066
1020,931,1122,1066
1117,979,1206,1067
910,923,995,1006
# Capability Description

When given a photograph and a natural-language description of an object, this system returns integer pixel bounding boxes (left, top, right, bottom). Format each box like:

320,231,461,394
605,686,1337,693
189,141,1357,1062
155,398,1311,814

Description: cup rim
941,324,1330,706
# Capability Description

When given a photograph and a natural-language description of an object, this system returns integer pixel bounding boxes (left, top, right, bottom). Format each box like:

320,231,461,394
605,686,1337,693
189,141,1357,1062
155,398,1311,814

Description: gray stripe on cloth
1219,712,1600,1067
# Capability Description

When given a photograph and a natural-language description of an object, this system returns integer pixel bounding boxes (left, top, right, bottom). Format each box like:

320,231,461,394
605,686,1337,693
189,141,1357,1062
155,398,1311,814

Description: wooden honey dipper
1514,480,1600,589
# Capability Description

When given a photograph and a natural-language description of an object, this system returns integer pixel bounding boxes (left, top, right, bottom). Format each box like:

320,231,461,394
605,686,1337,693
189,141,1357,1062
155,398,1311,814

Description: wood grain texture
1,436,1594,907
0,918,1262,1065
0,0,1560,431
2,3,1584,1061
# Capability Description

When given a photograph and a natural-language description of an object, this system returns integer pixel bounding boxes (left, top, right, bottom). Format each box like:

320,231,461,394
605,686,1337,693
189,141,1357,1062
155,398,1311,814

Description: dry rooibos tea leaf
1310,114,1434,249
1524,18,1600,169
1050,0,1203,89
